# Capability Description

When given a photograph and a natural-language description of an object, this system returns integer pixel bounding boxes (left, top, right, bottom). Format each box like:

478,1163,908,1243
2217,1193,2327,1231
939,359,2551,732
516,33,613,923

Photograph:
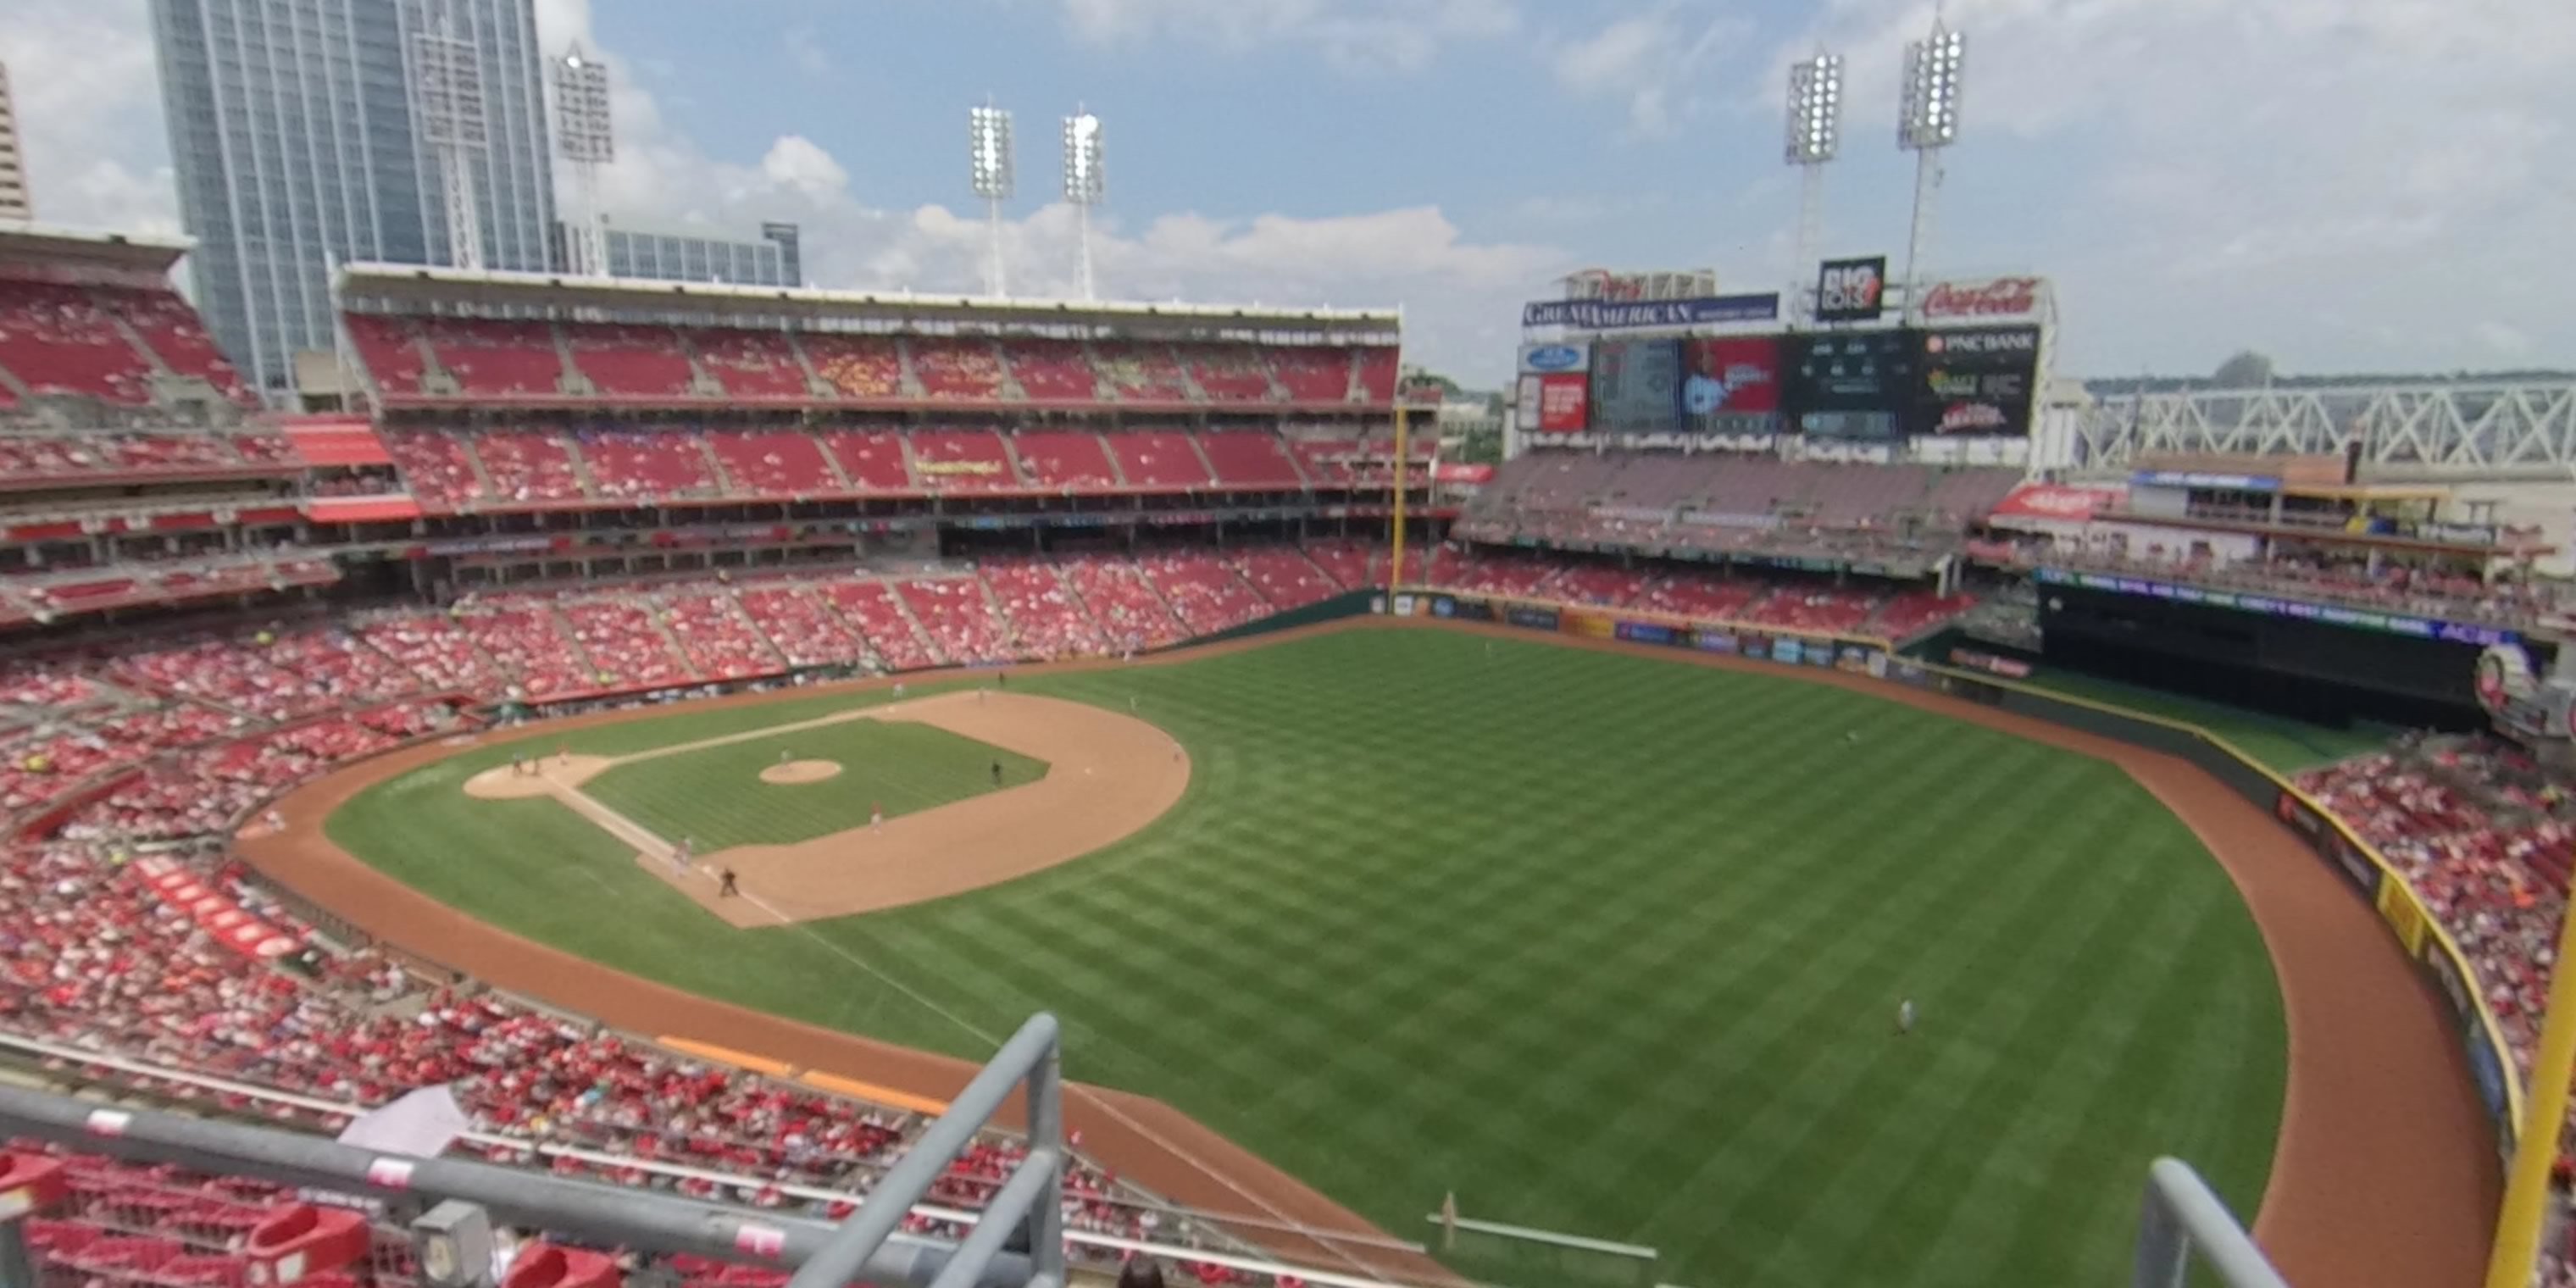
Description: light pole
552,46,614,277
409,17,489,273
1062,108,1104,301
969,101,1014,297
1899,18,1966,310
1784,50,1842,318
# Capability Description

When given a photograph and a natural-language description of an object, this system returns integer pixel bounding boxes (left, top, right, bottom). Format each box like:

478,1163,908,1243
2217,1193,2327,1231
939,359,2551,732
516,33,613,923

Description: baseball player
718,868,739,898
871,802,884,831
991,760,1004,789
1896,998,1917,1035
670,837,693,877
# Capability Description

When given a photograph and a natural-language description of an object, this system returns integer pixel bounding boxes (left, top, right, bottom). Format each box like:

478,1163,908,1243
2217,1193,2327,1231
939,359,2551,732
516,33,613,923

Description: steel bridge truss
2069,380,2576,471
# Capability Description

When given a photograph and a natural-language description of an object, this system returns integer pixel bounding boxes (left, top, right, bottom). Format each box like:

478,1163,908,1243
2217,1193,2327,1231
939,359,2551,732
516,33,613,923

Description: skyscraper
0,63,30,222
148,0,556,396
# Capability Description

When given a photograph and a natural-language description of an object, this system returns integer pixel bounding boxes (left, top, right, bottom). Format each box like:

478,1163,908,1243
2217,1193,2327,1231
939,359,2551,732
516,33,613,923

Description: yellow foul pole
1389,402,1410,592
2485,890,2576,1288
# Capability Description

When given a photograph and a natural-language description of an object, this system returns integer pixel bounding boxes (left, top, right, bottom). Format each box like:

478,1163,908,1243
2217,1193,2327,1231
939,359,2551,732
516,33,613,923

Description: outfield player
1896,998,1917,1035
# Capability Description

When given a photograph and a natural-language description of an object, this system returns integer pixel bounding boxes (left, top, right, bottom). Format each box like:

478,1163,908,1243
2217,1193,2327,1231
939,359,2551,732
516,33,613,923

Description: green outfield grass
583,719,1045,849
328,629,2285,1288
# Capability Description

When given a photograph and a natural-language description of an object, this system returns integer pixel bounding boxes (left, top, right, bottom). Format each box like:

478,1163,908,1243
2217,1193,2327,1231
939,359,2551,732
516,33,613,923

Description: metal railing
2132,1158,2290,1288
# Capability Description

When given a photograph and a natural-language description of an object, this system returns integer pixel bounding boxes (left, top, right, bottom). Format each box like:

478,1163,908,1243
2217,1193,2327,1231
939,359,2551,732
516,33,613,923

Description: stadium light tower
969,100,1014,297
552,45,615,277
408,19,490,273
1784,49,1842,312
1898,15,1967,307
1062,108,1104,301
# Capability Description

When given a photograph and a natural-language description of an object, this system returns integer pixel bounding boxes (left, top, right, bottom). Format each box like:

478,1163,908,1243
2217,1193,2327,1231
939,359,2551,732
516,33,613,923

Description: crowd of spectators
2295,735,2576,1278
2001,541,2560,631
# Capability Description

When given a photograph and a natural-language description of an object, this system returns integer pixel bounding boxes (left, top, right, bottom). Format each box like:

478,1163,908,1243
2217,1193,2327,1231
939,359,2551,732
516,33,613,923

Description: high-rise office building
0,63,31,222
148,0,556,396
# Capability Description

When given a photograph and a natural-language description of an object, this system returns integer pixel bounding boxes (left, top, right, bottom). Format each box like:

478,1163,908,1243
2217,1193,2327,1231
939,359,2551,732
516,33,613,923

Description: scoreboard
1590,340,1686,434
1785,331,1912,440
1524,326,2039,440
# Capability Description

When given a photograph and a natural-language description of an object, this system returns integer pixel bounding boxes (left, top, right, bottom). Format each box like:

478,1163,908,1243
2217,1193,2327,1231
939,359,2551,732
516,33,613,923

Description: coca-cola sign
1919,275,2046,324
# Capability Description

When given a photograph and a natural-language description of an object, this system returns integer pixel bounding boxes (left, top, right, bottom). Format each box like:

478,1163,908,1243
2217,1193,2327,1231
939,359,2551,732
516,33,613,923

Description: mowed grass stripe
331,629,2284,1288
584,720,1044,849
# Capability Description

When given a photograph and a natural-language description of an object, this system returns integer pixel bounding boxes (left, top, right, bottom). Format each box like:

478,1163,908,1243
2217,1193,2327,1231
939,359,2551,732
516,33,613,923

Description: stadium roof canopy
337,262,1400,337
0,223,194,277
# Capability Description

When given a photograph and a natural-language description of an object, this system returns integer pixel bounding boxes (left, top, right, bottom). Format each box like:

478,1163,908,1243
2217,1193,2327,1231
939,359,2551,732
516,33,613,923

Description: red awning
1990,483,2124,524
286,421,394,467
306,496,424,524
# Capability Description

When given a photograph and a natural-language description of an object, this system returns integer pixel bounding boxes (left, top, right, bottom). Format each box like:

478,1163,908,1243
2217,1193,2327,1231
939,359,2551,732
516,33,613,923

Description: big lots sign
1918,276,2047,325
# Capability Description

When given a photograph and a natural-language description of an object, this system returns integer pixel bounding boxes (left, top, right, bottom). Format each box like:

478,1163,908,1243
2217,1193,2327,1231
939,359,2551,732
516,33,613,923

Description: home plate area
465,691,1189,925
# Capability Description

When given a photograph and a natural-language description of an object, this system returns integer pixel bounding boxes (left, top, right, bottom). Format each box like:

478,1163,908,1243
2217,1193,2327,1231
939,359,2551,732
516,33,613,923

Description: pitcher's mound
761,759,843,786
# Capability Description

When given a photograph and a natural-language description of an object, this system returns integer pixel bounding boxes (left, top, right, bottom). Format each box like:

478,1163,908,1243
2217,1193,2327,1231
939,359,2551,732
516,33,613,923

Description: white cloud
1769,0,2576,374
0,0,176,232
1548,5,1744,137
1058,0,1520,71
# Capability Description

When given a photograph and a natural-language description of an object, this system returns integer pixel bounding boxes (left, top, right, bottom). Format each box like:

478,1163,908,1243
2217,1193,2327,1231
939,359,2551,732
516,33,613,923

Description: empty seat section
1196,431,1302,488
894,579,1011,663
1353,347,1400,401
802,335,906,401
692,330,811,401
576,429,716,501
1180,346,1273,402
661,593,783,680
1011,431,1118,490
1636,574,1763,620
343,314,427,398
1231,549,1341,608
1092,344,1190,402
1061,557,1185,649
1003,340,1100,402
821,581,939,669
1300,541,1371,589
1443,550,1557,598
561,600,690,690
1271,348,1354,402
1549,565,1649,606
909,338,1005,400
0,280,157,404
909,429,1022,491
1286,437,1357,486
1871,591,1977,638
1742,586,1877,633
1104,432,1211,489
820,430,915,491
1138,553,1269,634
382,429,485,507
107,286,254,404
707,430,838,497
736,586,867,667
471,430,588,503
565,324,695,399
980,560,1108,658
424,319,565,398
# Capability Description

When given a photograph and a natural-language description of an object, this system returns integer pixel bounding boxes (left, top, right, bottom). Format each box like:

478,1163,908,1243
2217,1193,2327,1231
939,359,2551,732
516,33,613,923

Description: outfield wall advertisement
1402,587,2523,1163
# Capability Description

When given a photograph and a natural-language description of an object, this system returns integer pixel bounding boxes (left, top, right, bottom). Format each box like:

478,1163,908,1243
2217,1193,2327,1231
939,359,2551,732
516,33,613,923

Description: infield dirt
236,619,2495,1288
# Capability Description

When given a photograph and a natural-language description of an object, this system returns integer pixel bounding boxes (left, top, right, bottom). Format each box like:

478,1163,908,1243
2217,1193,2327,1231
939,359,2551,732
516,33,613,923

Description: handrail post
2132,1158,2289,1288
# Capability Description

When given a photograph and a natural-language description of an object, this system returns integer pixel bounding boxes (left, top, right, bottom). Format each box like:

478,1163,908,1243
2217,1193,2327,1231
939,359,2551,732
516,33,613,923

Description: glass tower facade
149,0,556,397
586,221,803,289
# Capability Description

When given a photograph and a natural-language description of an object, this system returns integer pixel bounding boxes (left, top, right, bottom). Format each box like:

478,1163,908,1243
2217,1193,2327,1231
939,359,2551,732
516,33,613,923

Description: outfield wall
1396,586,2524,1166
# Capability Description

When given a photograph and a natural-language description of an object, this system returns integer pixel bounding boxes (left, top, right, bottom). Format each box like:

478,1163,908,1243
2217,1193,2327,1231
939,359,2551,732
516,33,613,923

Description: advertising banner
1505,604,1560,630
1912,325,2040,436
1990,483,2125,525
1617,621,1677,646
1948,647,2034,680
1432,462,1496,484
1561,610,1616,640
1926,275,2040,327
1694,630,1738,653
1814,256,1889,324
1535,373,1591,432
1682,336,1784,435
1917,275,2047,325
1591,340,1685,434
1522,293,1781,330
1786,331,1911,440
1741,635,1772,659
1775,638,1806,665
2275,791,2382,897
2039,568,2522,647
1518,341,1592,374
2376,879,2430,957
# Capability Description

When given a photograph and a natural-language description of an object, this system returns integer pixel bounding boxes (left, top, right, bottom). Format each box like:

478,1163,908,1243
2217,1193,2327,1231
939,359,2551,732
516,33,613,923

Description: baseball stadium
0,10,2570,1288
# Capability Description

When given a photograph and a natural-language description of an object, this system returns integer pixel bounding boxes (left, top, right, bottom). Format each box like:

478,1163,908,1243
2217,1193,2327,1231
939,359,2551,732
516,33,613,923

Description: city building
147,0,557,397
0,63,30,221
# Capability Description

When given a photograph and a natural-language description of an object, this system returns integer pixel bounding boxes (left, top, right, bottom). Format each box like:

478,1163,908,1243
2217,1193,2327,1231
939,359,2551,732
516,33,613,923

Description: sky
6,0,2572,387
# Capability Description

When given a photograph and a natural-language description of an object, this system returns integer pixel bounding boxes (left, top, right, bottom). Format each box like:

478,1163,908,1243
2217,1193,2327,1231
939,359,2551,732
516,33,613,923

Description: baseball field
309,626,2291,1288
